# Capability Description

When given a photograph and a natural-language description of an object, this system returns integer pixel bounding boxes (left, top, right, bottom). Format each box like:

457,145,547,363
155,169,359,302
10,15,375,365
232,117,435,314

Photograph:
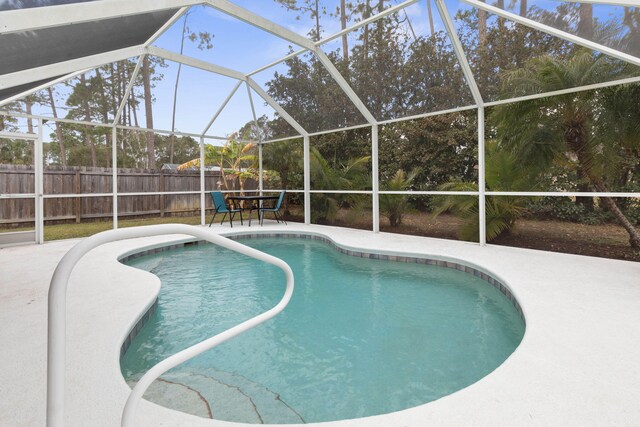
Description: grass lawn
3,215,214,241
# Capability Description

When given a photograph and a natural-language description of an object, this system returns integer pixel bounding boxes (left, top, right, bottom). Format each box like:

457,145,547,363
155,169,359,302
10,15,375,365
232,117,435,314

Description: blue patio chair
259,191,287,226
209,191,243,228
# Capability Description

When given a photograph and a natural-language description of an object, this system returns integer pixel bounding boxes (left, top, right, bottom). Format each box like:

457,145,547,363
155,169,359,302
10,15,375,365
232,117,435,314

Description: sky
8,0,630,144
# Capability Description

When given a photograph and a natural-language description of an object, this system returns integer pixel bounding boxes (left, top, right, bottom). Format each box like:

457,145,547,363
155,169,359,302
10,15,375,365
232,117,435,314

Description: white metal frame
1,0,640,246
463,0,640,68
0,0,204,35
0,46,145,92
0,127,42,244
45,224,294,427
1,2,639,425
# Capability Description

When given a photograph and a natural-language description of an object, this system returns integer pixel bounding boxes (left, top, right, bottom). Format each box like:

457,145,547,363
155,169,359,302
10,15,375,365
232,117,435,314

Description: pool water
121,237,524,424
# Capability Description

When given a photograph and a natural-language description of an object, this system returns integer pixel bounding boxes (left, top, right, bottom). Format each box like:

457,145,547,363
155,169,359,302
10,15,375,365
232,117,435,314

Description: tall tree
340,0,349,61
142,56,156,169
46,87,67,165
493,51,640,249
426,0,435,37
93,67,112,167
78,74,97,167
622,7,640,56
578,3,594,39
478,0,487,48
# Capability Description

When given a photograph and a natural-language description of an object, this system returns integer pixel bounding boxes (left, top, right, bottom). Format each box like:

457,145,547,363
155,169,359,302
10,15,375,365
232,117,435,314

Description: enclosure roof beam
246,77,308,137
144,7,191,47
317,0,420,47
562,0,639,5
146,46,246,81
0,68,90,109
463,0,640,67
247,48,309,77
312,49,378,124
0,45,144,92
435,0,484,106
201,80,244,136
0,0,203,35
484,75,640,108
247,0,420,77
204,0,316,51
246,82,262,142
113,55,145,126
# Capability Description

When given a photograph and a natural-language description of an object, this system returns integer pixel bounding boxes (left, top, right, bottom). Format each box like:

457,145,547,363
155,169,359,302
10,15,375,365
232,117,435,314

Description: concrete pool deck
1,222,639,426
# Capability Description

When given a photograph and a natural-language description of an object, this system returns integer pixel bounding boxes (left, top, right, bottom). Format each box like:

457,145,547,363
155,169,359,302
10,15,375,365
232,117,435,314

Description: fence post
74,169,81,224
159,171,165,218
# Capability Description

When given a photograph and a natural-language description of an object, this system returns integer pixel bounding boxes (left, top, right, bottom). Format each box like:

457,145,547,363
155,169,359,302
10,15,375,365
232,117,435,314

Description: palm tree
262,139,303,214
492,50,640,249
178,139,258,194
379,168,419,227
433,147,535,242
310,147,370,223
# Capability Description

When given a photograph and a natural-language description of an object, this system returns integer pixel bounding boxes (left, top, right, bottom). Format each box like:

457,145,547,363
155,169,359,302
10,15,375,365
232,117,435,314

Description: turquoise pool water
121,237,524,424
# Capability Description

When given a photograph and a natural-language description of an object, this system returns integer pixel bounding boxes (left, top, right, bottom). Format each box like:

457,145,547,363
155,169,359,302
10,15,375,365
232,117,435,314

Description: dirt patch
493,219,640,262
381,213,640,262
288,207,640,262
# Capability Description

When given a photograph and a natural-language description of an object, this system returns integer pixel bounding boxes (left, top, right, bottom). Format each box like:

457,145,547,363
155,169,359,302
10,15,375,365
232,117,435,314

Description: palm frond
177,158,200,170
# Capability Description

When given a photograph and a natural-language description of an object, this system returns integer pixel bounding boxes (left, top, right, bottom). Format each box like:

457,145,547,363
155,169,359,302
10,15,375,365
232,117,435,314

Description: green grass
2,215,209,241
0,210,275,242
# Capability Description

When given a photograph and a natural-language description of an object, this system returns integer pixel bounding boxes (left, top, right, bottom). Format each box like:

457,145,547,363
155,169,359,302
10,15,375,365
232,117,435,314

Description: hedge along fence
0,164,257,228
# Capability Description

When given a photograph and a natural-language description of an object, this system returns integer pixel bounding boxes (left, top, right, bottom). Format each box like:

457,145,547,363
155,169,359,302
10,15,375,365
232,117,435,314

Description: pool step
129,368,305,424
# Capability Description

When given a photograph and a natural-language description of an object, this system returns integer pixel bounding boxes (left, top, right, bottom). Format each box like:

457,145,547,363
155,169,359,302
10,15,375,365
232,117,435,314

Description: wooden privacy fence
0,164,256,227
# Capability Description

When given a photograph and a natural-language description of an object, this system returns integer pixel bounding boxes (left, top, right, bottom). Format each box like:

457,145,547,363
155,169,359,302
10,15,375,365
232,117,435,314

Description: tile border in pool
118,231,525,357
120,299,158,358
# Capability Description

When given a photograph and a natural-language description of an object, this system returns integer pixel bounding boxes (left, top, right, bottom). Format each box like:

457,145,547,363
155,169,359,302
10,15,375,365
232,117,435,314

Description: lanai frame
1,0,640,245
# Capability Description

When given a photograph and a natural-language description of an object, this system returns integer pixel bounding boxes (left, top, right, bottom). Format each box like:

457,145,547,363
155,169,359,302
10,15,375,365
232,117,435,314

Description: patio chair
209,191,243,228
259,191,287,226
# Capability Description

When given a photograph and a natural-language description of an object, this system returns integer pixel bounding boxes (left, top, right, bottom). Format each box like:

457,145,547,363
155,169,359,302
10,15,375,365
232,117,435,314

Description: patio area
1,222,639,426
2,0,640,425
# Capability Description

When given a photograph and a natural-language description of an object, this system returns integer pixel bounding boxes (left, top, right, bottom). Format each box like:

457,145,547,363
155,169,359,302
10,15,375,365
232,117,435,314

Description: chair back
210,191,228,212
275,191,285,209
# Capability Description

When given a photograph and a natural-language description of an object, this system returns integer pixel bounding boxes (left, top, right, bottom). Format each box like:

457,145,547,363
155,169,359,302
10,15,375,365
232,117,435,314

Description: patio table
227,194,279,226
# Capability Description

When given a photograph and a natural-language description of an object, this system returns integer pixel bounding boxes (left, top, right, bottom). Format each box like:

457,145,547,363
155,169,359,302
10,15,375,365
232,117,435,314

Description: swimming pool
121,236,525,424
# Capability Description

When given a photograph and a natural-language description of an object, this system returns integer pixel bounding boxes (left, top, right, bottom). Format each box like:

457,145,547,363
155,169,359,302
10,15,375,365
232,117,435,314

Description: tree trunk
80,74,97,167
24,98,35,160
567,122,640,249
590,174,640,250
576,166,594,211
496,0,505,29
427,0,435,37
340,0,349,61
108,63,119,167
364,0,370,56
403,7,418,40
46,87,67,166
578,4,594,39
25,99,34,134
478,1,487,47
93,68,112,167
313,0,321,41
142,56,156,169
520,0,527,17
